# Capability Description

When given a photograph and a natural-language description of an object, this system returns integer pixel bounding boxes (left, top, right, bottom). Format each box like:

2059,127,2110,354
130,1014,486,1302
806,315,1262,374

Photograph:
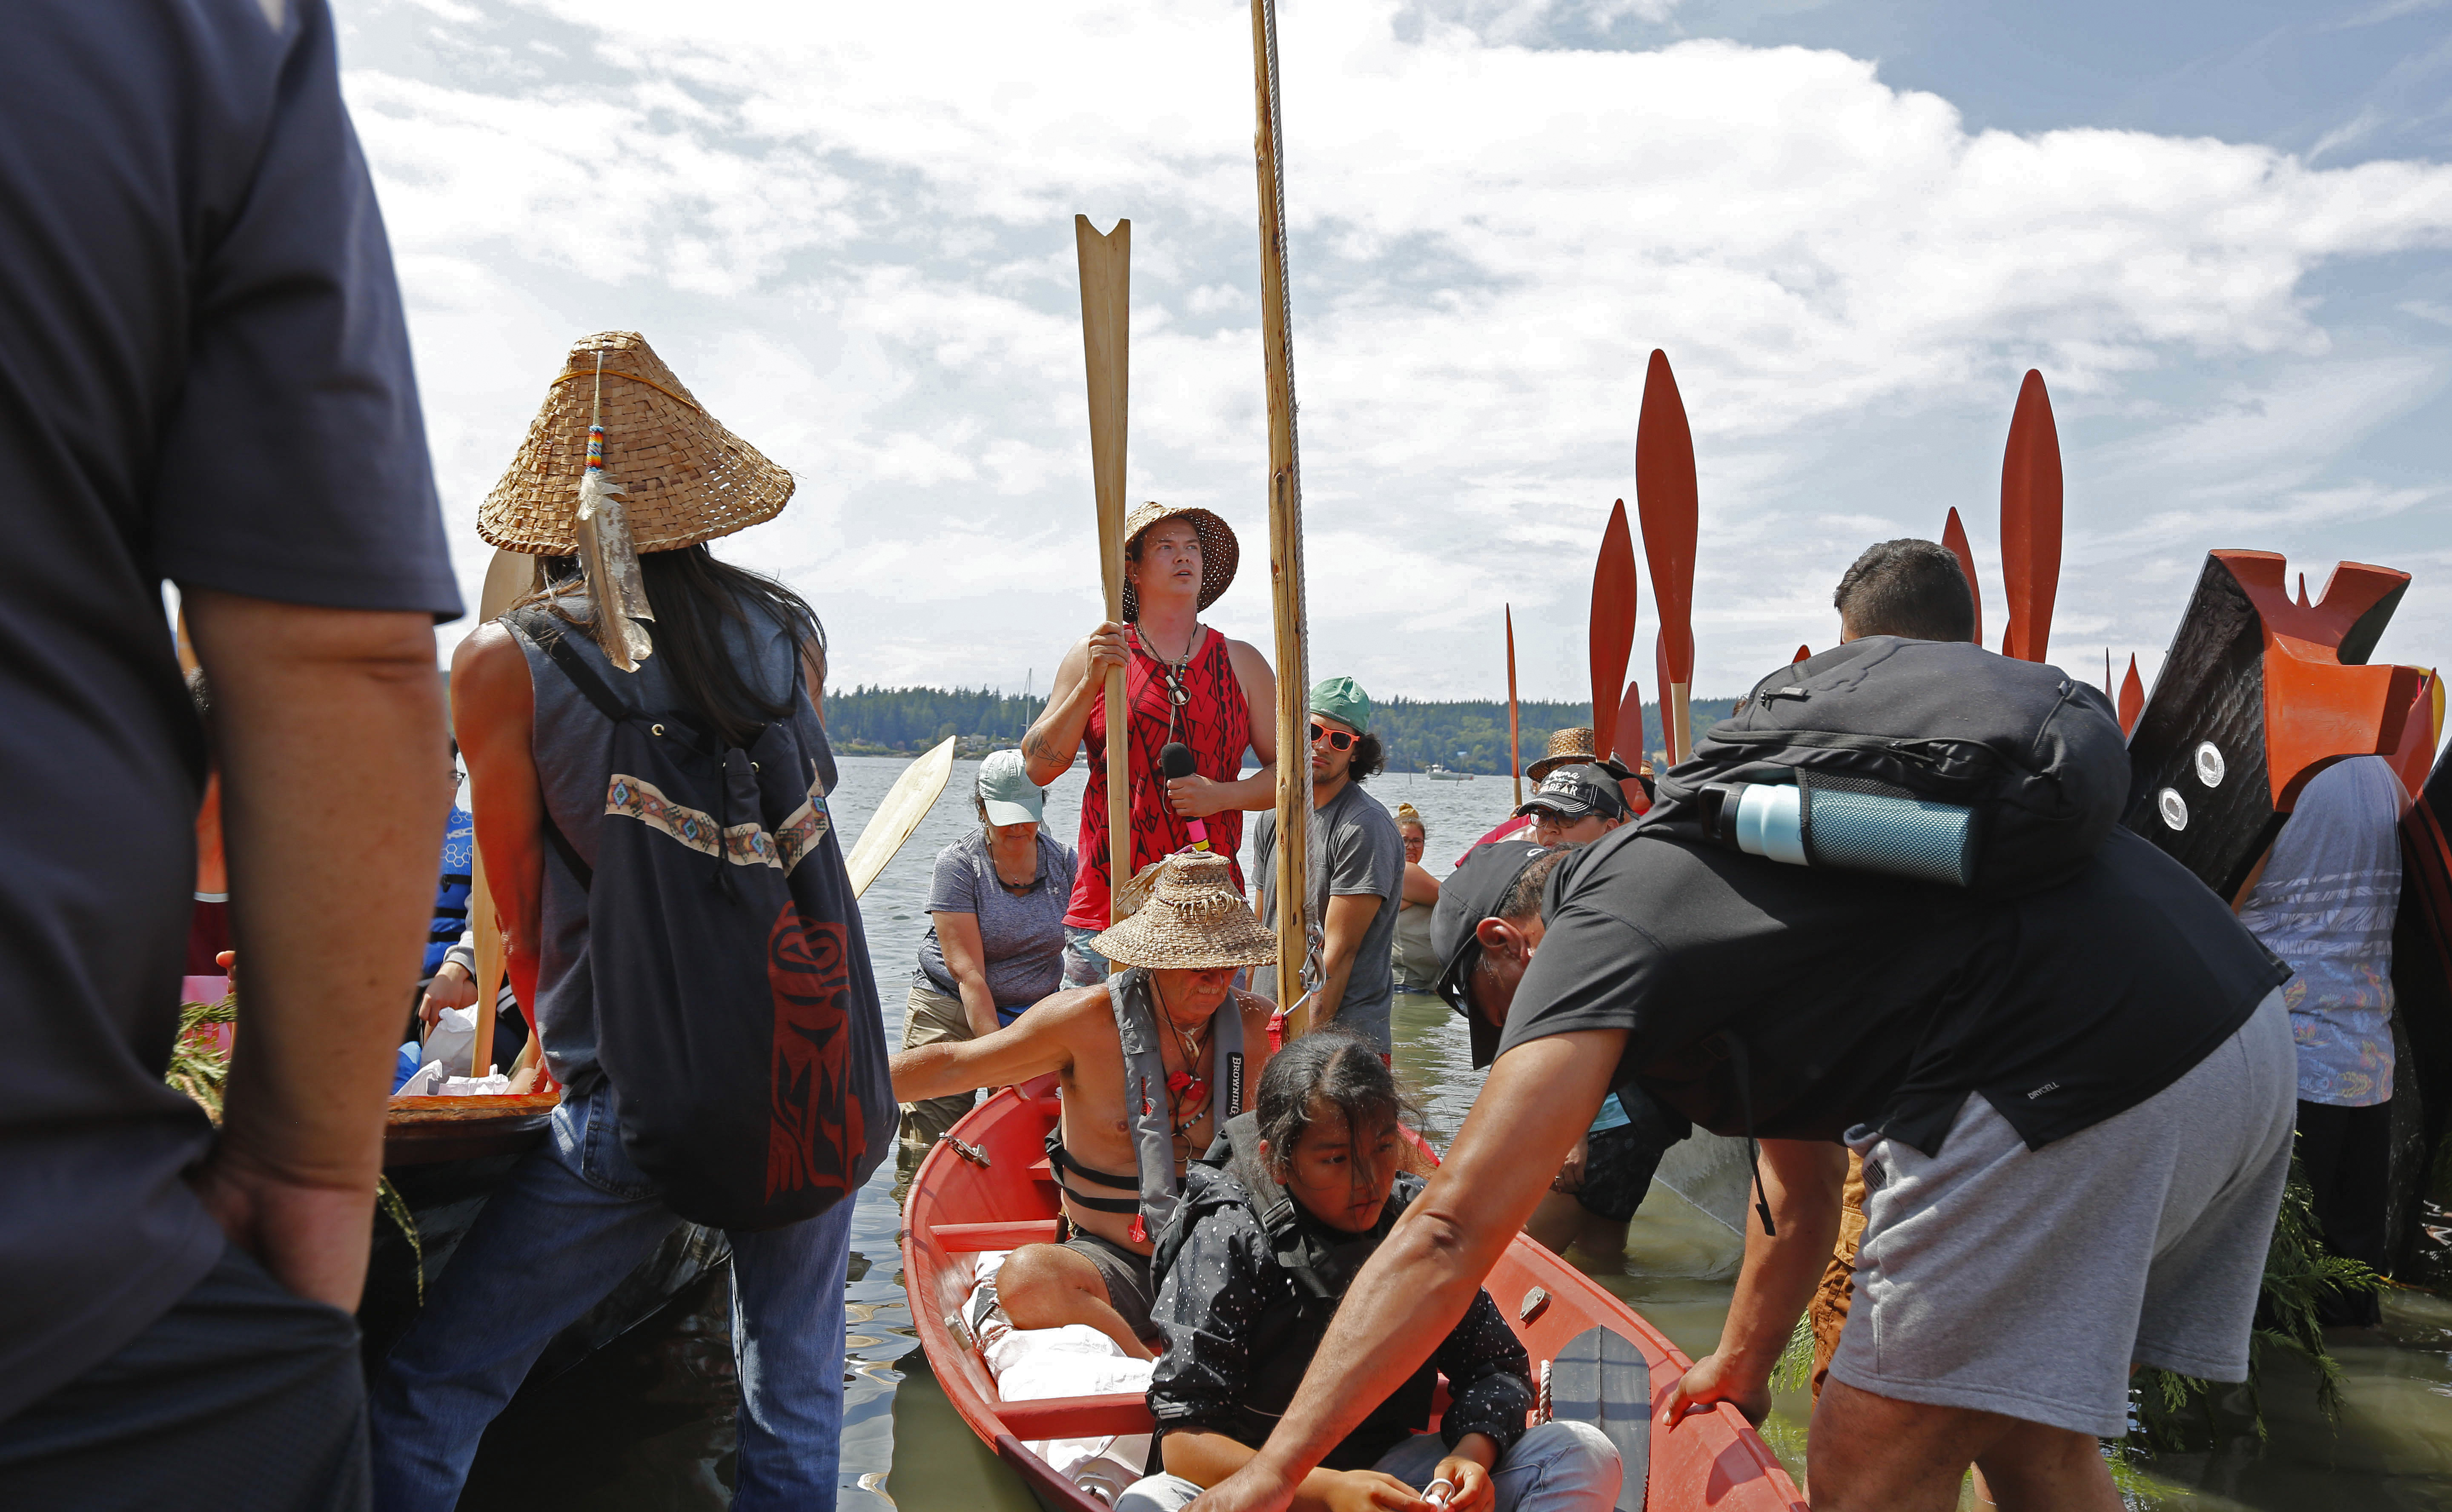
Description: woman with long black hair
370,333,890,1512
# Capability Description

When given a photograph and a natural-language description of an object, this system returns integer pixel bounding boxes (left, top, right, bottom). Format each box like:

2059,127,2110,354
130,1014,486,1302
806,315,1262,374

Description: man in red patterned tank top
1023,502,1279,982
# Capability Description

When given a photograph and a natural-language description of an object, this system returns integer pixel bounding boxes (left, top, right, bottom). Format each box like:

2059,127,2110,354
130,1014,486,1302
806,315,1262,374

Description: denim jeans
1117,1422,1621,1511
1063,924,1111,986
367,1082,855,1512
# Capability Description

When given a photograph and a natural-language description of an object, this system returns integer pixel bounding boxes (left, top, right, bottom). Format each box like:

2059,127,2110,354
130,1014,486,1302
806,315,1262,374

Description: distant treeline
1373,697,1740,776
823,684,1741,774
824,686,1047,752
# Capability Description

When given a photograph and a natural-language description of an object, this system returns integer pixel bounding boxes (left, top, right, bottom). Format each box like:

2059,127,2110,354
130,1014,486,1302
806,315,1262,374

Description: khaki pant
898,979,982,1149
1808,1150,1869,1398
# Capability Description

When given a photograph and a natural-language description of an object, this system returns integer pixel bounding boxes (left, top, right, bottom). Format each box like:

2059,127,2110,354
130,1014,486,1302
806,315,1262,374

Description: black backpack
1646,636,2129,897
514,610,893,1231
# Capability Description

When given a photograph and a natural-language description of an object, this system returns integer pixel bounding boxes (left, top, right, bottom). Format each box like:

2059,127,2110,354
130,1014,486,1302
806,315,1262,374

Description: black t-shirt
1495,825,2286,1155
0,0,458,1419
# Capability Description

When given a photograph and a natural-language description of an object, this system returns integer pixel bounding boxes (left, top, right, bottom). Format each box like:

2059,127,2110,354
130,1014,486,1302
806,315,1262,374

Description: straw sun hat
478,331,794,556
1120,501,1239,621
1090,853,1277,971
1525,727,1598,784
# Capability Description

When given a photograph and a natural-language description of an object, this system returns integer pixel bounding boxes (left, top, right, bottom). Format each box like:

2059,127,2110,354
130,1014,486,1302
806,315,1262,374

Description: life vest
1044,966,1248,1243
1149,1111,1434,1472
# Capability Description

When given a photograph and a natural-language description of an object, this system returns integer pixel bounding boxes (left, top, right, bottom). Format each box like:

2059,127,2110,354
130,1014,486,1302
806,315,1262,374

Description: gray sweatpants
1830,989,2296,1438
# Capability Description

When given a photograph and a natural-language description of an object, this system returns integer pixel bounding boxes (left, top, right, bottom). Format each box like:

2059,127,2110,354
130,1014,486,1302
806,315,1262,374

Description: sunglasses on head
1308,721,1356,751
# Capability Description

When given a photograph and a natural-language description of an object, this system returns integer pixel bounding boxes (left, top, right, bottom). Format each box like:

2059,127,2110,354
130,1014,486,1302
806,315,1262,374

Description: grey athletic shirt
1251,783,1405,1050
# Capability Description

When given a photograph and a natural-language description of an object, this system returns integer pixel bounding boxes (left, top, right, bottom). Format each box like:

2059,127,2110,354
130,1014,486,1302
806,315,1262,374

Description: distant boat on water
1424,764,1473,781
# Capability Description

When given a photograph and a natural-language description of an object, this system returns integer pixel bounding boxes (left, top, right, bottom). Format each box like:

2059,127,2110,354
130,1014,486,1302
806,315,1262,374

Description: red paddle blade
1634,350,1698,685
1612,678,1644,766
1941,506,1983,648
1794,644,1811,662
1590,500,1638,759
1999,370,2063,663
2119,654,2143,737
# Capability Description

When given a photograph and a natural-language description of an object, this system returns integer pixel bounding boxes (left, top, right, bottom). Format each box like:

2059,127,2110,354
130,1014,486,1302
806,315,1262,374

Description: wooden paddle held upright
466,547,540,1079
1506,604,1523,808
1074,215,1133,929
1999,370,2062,664
1250,0,1315,1028
1941,505,1984,648
1589,502,1637,761
1635,350,1699,766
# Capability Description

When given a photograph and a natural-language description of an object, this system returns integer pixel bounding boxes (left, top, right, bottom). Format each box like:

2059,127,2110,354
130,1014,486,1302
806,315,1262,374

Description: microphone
1160,742,1210,851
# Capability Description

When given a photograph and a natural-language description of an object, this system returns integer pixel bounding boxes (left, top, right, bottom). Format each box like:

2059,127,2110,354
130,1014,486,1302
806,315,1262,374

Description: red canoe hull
901,1077,1804,1511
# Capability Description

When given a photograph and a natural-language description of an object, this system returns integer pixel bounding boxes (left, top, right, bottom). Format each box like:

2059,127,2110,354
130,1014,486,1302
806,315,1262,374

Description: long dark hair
522,545,826,747
1256,1028,1410,1177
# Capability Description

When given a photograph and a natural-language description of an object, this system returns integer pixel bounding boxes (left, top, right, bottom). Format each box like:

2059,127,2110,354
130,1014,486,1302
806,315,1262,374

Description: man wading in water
1023,503,1278,982
1188,540,2297,1512
892,853,1278,1357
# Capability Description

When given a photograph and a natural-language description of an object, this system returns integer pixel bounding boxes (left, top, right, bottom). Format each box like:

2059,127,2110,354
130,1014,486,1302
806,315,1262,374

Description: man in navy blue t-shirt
0,3,461,1506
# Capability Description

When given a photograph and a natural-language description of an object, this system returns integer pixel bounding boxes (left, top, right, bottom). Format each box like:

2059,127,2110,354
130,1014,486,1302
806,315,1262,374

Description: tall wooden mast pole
1251,0,1314,1026
1506,604,1522,809
1074,216,1134,927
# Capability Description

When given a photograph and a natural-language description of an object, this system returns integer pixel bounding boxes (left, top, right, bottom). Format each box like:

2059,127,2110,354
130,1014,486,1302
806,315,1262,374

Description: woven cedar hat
1089,853,1277,971
1120,501,1239,620
479,331,794,555
1525,727,1597,784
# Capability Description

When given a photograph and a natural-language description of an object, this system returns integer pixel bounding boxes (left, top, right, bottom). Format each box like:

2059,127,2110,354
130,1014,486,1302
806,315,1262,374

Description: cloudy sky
340,0,2452,702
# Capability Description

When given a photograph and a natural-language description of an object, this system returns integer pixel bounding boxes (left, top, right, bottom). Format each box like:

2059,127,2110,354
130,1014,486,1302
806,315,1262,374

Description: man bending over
1186,539,2295,1512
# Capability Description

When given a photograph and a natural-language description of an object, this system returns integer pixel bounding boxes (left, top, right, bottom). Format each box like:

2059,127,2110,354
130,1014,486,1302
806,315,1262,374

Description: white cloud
341,0,2452,700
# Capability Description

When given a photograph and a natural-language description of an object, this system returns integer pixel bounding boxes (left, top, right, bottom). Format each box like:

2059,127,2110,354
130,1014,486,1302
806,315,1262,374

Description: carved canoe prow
2125,550,2430,900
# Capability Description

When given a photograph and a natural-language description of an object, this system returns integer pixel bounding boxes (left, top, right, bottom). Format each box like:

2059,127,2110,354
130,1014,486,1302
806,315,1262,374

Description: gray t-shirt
1252,783,1405,1049
917,830,1078,1022
0,0,458,1422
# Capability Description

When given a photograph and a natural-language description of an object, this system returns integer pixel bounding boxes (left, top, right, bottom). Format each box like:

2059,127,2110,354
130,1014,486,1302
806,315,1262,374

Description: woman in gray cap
899,749,1079,1148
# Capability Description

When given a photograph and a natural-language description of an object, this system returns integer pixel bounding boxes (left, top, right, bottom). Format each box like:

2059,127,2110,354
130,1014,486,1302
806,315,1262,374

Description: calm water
459,757,2452,1511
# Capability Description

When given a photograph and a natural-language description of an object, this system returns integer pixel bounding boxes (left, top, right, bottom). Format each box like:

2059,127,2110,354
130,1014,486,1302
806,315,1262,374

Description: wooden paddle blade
846,736,957,898
1074,215,1133,927
1507,604,1523,808
2119,654,2143,738
1590,501,1638,759
1612,679,1644,767
1795,644,1811,663
1636,350,1699,762
1941,506,1982,648
1998,369,2062,664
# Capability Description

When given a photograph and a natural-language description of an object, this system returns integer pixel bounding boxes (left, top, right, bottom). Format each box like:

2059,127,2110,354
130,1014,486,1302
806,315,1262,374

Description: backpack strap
509,606,637,728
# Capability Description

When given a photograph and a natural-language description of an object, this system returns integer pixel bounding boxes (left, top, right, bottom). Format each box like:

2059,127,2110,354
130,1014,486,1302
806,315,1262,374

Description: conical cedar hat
479,331,794,555
1090,853,1278,971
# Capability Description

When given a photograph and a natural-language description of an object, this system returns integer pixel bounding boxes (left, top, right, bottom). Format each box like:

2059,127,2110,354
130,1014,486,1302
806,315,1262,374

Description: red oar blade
1612,679,1644,767
1590,500,1638,758
1635,350,1698,683
1941,506,1983,648
1636,350,1699,762
1794,644,1811,663
1999,369,2063,663
2119,654,2143,738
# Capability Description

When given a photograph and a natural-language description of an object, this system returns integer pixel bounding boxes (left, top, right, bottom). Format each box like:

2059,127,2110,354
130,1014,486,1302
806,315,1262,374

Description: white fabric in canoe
968,1251,1154,1491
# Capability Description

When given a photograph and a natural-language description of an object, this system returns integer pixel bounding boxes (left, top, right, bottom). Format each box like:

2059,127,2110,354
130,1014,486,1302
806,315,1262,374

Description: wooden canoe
901,1076,1804,1511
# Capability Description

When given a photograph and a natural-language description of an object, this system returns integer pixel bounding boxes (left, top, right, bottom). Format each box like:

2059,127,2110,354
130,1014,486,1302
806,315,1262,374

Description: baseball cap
1430,838,1559,1068
1310,675,1372,733
976,749,1046,827
1513,762,1631,824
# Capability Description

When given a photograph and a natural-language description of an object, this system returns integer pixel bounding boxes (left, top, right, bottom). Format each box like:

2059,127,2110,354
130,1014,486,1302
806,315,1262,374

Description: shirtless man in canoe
891,852,1278,1358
